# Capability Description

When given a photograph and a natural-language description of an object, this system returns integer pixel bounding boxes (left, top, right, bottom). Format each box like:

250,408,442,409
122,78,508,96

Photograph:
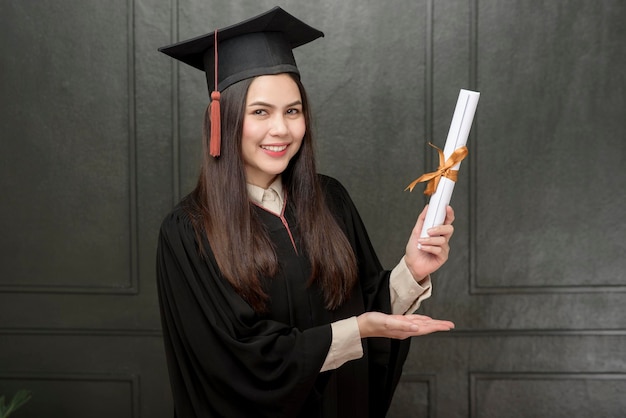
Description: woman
157,7,455,418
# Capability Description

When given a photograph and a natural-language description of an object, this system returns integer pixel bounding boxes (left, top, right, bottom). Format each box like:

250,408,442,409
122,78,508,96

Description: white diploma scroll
420,89,480,238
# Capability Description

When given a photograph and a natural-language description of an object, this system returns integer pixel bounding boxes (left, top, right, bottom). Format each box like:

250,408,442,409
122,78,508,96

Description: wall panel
0,0,137,292
2,0,624,416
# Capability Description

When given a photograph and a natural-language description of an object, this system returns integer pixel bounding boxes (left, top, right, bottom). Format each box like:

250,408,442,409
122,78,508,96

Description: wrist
416,274,429,286
356,313,370,339
407,263,427,284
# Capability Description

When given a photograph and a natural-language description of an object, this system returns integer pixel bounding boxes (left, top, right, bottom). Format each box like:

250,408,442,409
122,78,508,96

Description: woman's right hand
356,312,454,339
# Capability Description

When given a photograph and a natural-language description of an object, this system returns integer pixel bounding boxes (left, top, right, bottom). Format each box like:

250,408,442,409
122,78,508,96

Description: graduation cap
158,7,324,156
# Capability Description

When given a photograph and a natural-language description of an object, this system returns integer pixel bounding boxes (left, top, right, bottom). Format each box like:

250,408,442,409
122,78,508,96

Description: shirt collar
246,177,284,206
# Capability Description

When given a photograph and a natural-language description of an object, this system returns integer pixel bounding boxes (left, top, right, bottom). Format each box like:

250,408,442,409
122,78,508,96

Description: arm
390,256,432,315
359,204,456,337
358,204,455,337
317,183,453,372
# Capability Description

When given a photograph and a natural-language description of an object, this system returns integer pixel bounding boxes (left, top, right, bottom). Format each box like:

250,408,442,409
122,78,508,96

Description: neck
247,175,279,190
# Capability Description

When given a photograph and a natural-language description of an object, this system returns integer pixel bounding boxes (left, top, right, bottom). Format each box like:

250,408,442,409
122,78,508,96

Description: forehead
246,74,302,102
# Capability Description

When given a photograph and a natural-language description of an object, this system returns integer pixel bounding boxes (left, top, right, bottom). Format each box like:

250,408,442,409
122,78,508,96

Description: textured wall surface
1,0,624,416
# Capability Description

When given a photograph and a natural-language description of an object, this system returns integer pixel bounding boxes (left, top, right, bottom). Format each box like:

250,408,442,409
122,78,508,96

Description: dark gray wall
1,0,624,417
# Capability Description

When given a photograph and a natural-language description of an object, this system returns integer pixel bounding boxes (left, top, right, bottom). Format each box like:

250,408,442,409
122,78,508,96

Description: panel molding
3,327,625,338
0,0,139,296
467,0,626,296
410,329,626,338
469,283,626,295
0,328,162,337
423,0,434,176
469,372,626,418
0,372,140,418
169,0,181,205
395,373,436,418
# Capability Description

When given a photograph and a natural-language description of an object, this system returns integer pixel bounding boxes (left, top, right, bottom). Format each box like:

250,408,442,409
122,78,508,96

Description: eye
252,109,268,116
286,107,302,116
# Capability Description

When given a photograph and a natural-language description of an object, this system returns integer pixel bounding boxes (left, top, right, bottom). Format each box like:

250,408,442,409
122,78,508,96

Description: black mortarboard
158,6,324,92
158,6,324,156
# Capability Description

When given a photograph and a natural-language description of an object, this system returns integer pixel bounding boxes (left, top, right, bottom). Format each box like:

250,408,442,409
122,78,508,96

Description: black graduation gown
156,175,410,417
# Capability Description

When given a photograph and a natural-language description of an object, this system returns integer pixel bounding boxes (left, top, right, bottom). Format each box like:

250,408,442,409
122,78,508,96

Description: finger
415,325,454,336
404,314,433,321
444,205,455,225
404,315,454,327
415,246,448,258
411,319,455,331
393,322,455,339
424,224,454,238
417,320,455,329
416,237,449,253
419,235,449,246
403,316,455,328
389,320,456,339
386,315,437,333
411,205,429,237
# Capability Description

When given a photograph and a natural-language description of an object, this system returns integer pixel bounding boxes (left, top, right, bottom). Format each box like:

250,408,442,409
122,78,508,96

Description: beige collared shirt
247,178,432,372
247,178,284,214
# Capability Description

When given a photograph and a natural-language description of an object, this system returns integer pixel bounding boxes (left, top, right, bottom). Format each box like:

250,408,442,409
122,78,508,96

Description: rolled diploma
420,89,480,238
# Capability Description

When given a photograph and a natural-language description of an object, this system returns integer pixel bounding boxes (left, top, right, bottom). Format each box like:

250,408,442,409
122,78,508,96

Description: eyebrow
247,100,303,108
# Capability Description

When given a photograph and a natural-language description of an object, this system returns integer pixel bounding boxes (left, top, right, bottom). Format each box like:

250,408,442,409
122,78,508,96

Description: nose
269,115,289,136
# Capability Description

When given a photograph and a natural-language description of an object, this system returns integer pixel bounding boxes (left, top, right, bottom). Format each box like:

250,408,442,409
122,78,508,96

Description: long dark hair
184,73,357,313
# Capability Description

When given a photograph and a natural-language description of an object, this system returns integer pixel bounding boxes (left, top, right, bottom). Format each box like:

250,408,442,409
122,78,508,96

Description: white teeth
262,145,287,152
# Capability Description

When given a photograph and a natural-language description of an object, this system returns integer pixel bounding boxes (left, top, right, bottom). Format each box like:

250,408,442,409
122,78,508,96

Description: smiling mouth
261,145,288,152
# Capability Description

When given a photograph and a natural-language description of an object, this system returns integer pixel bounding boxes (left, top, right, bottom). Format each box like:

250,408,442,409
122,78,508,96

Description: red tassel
209,91,221,157
209,28,221,158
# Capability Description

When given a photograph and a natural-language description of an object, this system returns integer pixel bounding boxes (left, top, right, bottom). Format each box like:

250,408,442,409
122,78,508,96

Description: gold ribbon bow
405,143,468,196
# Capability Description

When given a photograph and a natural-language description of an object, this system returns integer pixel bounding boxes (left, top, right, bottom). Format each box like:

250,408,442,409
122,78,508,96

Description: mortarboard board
158,6,324,156
158,6,324,92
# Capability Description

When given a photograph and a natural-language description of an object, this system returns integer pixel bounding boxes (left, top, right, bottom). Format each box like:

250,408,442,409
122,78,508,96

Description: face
241,73,306,189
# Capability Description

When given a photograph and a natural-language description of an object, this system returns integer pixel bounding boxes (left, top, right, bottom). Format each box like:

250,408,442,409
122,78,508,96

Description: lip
260,143,289,157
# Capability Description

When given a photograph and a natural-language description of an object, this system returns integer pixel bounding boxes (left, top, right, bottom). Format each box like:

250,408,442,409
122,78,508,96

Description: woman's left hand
404,205,455,281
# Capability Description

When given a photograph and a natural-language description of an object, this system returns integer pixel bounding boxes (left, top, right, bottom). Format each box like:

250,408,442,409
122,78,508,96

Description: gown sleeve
156,208,332,418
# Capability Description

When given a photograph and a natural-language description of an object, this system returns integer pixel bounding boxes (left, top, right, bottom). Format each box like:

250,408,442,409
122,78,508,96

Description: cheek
241,118,258,142
292,119,306,142
241,119,266,153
